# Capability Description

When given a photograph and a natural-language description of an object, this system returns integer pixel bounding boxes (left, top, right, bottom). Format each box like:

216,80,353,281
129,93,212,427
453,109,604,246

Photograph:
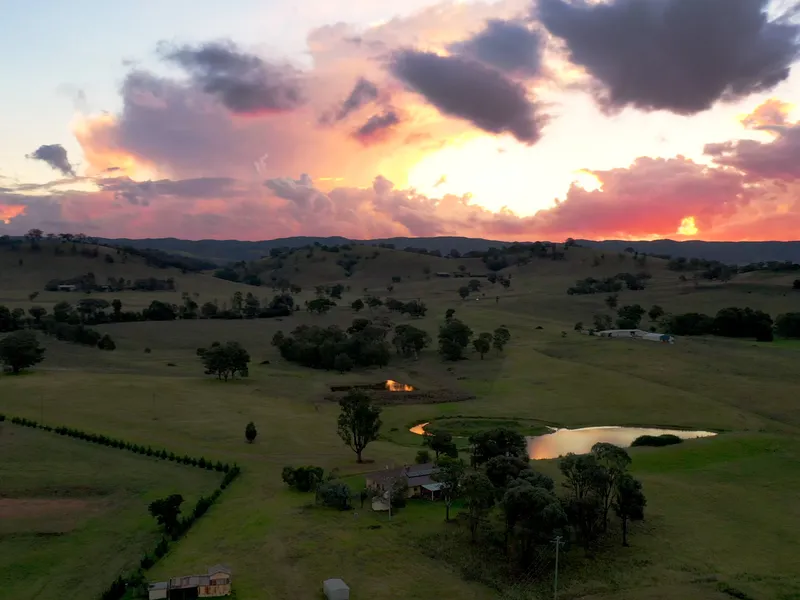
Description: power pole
552,535,563,600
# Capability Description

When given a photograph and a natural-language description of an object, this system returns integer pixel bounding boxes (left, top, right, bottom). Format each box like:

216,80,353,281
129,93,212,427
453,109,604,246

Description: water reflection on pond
527,426,717,460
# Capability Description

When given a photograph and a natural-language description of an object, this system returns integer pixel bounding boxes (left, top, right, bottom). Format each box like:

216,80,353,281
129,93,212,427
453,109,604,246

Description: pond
408,423,717,459
527,426,717,460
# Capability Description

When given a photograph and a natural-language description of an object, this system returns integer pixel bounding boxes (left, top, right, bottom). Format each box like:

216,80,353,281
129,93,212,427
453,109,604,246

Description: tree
97,334,116,351
458,286,470,300
28,306,47,324
648,305,665,322
148,494,184,535
614,473,646,546
425,430,457,459
438,318,473,361
593,314,613,331
445,308,455,321
591,442,631,531
605,294,619,310
0,330,45,374
467,279,482,292
337,390,382,462
574,321,584,332
308,297,336,314
245,421,258,443
473,334,491,359
492,326,511,352
415,449,431,464
334,353,354,372
392,324,431,358
461,471,495,542
616,304,646,329
316,481,352,510
559,453,607,549
351,298,365,312
282,465,324,492
200,341,250,381
432,457,465,521
111,299,123,319
501,480,567,566
469,428,527,466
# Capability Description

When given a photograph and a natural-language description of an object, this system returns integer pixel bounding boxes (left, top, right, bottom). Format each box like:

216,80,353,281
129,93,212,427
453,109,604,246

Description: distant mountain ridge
96,236,800,266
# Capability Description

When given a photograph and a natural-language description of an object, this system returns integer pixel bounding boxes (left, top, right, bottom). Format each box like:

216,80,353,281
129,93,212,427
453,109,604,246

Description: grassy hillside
1,240,800,599
0,239,251,310
95,236,800,264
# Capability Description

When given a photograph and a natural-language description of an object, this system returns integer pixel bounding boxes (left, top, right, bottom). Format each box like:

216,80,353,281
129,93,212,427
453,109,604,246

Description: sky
1,0,800,242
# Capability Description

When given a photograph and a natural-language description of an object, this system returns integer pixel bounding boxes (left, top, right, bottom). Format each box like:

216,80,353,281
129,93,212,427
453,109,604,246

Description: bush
317,481,352,510
631,434,683,447
282,465,324,492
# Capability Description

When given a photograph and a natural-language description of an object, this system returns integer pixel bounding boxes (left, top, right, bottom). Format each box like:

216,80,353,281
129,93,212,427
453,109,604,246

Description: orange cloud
0,204,25,224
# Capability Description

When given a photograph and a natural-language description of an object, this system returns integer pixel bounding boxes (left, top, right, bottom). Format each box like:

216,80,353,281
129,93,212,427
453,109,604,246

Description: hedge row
1,414,242,600
4,415,234,473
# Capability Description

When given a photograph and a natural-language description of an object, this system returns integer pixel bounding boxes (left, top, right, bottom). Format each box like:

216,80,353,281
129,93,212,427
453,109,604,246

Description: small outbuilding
323,578,350,600
148,582,168,600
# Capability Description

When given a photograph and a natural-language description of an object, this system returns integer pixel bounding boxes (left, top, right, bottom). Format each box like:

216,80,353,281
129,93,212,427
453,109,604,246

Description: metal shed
148,582,168,600
323,578,350,600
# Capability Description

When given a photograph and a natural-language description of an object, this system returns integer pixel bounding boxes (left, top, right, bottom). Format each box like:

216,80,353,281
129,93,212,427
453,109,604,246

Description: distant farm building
435,272,451,278
149,565,231,599
596,329,675,344
365,463,442,507
57,284,77,292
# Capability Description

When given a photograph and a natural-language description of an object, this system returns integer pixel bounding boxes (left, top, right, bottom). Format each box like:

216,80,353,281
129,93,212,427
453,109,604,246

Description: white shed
148,582,168,600
323,578,350,600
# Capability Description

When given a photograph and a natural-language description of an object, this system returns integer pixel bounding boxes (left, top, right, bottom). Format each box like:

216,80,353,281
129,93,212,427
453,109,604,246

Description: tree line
567,272,652,295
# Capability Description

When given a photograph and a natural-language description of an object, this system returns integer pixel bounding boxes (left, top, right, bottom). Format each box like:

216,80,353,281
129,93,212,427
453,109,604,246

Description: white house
595,329,675,344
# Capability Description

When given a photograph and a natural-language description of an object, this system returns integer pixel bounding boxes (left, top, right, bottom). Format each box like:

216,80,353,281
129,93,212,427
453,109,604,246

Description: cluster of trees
438,317,510,360
662,307,774,341
44,273,176,292
197,341,251,381
775,313,800,338
427,428,647,575
272,319,394,372
567,272,651,295
280,463,356,511
458,275,511,299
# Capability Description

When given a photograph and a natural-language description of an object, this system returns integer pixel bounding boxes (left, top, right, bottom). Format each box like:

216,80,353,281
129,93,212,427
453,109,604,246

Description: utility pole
40,396,44,424
552,535,563,600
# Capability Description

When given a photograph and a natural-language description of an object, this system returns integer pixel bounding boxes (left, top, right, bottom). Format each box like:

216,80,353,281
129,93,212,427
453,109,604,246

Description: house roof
365,463,438,486
208,564,231,575
149,582,169,590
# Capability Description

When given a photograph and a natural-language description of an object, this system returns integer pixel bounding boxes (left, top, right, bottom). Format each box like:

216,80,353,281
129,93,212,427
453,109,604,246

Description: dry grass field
1,240,799,599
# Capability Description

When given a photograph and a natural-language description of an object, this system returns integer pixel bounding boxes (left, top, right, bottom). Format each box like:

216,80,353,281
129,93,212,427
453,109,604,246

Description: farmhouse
56,284,77,292
596,329,675,344
149,565,231,599
365,463,442,500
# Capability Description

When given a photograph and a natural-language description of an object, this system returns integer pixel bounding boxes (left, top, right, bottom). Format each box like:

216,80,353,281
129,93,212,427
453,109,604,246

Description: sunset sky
1,0,799,241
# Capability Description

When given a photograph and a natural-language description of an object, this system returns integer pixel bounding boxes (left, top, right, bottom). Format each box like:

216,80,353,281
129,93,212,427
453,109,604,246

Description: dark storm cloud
98,176,237,206
160,40,305,114
353,111,400,144
26,144,75,176
336,78,379,121
389,50,545,143
449,19,543,77
537,0,800,115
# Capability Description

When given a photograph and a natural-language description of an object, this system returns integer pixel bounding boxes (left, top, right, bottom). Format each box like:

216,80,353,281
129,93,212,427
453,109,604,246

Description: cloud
353,111,401,145
449,19,543,77
160,40,305,115
334,77,380,121
389,50,545,143
741,97,794,129
97,176,238,206
538,0,800,114
26,144,75,176
705,120,800,181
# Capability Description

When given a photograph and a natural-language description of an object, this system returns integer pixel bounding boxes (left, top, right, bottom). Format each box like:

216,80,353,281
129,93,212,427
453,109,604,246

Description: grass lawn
0,425,220,600
3,243,800,599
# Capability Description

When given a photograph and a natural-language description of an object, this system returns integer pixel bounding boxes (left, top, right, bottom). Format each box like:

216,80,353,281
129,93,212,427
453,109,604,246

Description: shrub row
2,415,242,600
6,416,235,473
